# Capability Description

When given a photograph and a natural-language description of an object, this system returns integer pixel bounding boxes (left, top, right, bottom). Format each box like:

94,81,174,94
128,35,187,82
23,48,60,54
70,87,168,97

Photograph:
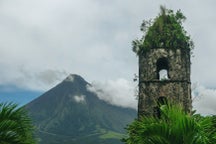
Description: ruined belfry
135,7,193,117
138,47,192,117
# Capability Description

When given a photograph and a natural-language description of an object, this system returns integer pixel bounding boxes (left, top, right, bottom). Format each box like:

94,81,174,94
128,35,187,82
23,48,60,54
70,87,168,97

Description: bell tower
136,7,193,118
138,48,192,117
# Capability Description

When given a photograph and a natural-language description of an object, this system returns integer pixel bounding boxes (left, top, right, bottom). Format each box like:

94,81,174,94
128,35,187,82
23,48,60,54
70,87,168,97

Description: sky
0,0,216,115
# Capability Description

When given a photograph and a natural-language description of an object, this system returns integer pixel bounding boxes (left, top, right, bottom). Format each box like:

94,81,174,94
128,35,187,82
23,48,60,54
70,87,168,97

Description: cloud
64,74,74,82
0,0,139,89
73,95,86,104
87,78,137,109
86,79,216,115
0,67,68,91
192,83,216,115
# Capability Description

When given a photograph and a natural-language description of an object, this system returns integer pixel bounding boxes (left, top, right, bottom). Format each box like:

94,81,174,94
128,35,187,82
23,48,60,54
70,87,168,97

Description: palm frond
0,102,37,144
124,104,216,144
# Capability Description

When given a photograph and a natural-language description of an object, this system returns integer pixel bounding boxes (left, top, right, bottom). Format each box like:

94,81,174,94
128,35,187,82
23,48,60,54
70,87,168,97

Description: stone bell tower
138,47,192,117
136,7,193,118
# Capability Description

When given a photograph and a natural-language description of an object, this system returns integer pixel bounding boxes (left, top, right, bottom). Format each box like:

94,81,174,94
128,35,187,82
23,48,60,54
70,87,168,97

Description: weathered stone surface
138,48,192,117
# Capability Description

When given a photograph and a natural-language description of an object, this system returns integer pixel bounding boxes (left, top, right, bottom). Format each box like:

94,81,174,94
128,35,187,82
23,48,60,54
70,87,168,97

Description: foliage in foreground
0,102,37,144
123,104,216,144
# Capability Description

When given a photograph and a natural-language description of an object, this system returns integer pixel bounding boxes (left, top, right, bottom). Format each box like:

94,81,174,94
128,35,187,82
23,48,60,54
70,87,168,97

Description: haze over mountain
25,74,136,144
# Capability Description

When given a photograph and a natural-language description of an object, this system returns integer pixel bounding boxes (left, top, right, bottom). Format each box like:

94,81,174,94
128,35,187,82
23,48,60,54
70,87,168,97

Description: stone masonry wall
138,81,191,116
138,48,191,117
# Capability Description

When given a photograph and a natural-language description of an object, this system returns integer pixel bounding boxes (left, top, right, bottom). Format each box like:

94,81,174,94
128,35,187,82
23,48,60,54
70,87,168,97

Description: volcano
25,74,136,144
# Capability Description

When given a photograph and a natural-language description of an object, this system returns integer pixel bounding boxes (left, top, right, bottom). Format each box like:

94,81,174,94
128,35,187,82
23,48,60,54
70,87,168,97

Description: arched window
156,57,169,80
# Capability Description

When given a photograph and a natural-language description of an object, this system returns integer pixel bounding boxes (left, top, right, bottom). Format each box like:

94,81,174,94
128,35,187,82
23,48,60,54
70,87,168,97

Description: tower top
133,6,194,55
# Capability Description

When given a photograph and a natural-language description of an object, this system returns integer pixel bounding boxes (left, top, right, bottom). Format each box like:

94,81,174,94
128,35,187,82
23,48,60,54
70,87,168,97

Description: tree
0,102,37,144
123,104,216,144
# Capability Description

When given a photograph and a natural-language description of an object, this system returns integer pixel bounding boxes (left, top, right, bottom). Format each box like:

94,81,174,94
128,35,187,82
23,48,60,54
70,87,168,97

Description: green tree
0,102,37,144
123,104,216,144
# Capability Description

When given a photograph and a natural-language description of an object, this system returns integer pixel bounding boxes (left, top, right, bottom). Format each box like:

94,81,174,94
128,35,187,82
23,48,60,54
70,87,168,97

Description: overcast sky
0,0,216,115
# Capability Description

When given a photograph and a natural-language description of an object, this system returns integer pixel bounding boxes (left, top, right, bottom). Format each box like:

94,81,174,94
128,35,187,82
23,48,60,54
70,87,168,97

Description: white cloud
87,78,137,109
192,83,216,115
64,74,74,82
86,80,216,115
0,67,68,91
0,0,139,89
73,95,86,104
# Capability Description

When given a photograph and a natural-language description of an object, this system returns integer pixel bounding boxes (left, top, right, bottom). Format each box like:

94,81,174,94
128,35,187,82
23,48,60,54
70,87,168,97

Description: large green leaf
0,102,37,144
124,104,216,144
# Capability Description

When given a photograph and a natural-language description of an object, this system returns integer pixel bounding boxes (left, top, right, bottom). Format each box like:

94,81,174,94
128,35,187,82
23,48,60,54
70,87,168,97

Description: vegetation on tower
132,6,194,55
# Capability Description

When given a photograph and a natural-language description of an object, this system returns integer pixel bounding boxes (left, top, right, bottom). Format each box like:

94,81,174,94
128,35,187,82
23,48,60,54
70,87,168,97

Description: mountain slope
25,74,136,144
